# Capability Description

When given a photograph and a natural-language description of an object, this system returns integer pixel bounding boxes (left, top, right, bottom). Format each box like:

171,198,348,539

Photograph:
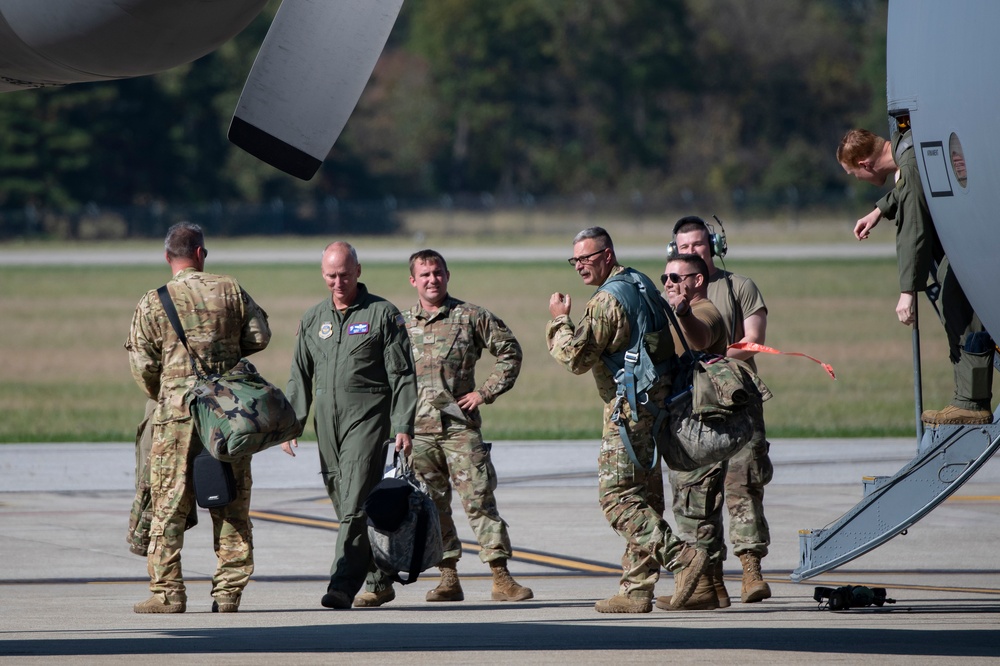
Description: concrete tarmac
1,439,998,664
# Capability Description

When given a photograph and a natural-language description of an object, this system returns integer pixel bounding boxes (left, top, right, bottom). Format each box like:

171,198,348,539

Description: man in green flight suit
282,241,417,610
126,222,271,614
383,248,533,605
838,125,994,426
546,226,708,614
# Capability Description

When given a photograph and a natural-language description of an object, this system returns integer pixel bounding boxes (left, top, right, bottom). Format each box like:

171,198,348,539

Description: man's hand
854,208,881,240
394,433,412,456
549,292,571,318
896,291,916,325
456,391,485,412
280,438,298,457
664,291,688,314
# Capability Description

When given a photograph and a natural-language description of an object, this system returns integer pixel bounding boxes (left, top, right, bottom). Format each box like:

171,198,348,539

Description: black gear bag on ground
364,449,443,584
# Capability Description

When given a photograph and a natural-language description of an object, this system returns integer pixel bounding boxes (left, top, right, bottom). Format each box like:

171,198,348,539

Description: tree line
0,0,888,222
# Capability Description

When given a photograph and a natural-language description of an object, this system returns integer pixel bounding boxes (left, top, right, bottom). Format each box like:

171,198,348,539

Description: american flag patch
348,322,370,335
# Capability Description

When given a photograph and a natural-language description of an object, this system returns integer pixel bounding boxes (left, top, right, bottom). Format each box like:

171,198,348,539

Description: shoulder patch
395,313,406,328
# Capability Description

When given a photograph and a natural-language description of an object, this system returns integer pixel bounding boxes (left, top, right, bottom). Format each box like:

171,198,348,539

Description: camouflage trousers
147,417,254,601
128,400,196,556
668,460,728,562
411,421,512,564
598,400,685,595
724,434,772,557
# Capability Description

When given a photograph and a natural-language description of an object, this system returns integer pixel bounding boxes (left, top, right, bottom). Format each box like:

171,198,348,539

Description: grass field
0,238,956,443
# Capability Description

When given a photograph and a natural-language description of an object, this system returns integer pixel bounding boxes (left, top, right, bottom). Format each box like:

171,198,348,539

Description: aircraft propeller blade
228,0,404,180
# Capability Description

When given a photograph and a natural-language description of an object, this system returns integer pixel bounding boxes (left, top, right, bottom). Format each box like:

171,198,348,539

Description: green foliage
0,0,889,211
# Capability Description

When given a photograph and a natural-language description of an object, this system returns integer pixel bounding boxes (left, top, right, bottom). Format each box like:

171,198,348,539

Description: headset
667,214,738,344
666,215,728,260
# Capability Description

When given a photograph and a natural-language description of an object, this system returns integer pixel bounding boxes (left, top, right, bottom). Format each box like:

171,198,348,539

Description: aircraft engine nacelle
0,0,269,91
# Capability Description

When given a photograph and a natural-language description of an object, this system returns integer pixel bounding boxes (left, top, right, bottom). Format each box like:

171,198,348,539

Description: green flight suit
286,283,417,598
877,130,993,410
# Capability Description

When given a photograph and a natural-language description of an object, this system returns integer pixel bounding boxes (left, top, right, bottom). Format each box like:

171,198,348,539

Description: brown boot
354,586,396,607
134,592,186,614
490,559,533,601
656,559,725,611
595,590,652,613
426,561,464,602
664,543,709,607
714,560,732,608
921,404,992,425
212,594,240,613
739,552,772,603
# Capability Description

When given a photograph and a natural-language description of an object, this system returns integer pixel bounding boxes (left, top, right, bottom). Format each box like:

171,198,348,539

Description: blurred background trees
0,0,889,233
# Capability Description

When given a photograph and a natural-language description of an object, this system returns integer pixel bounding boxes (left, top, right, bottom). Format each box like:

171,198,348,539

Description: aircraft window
949,133,967,188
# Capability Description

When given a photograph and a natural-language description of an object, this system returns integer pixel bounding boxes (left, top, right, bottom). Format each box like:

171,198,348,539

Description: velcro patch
348,322,370,335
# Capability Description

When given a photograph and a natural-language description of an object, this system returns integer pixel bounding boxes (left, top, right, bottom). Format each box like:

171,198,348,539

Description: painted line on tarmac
250,509,619,575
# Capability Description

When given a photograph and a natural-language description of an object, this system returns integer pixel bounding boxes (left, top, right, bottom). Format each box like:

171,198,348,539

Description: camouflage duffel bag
188,358,303,462
659,354,770,472
364,452,443,585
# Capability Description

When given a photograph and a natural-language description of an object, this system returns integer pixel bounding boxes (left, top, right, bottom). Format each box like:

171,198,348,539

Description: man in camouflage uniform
658,253,733,611
671,216,773,603
125,222,271,614
546,226,708,614
362,249,532,605
839,126,994,426
281,241,417,610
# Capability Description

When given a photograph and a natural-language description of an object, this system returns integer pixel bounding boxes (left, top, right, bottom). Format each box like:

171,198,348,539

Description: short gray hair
164,222,204,260
572,226,614,251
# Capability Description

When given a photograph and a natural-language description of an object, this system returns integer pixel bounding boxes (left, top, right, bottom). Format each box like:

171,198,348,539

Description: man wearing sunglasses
546,227,709,614
671,216,773,604
659,253,733,611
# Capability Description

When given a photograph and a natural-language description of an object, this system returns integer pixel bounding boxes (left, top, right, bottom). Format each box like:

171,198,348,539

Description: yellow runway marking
249,509,620,575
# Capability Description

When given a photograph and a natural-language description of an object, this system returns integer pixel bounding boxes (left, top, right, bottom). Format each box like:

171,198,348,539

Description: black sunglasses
660,272,698,286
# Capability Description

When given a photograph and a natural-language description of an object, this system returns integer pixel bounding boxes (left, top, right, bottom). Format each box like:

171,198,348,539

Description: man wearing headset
668,216,773,604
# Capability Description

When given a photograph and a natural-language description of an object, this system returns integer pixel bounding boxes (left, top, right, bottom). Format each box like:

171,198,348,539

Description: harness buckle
623,350,639,364
610,395,625,425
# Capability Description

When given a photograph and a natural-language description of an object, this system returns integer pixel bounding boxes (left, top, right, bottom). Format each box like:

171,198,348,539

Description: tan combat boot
595,590,653,613
133,592,186,614
490,559,534,601
739,552,772,603
354,586,396,607
212,594,240,613
921,404,992,425
656,559,726,611
713,560,732,608
664,543,709,607
426,560,464,602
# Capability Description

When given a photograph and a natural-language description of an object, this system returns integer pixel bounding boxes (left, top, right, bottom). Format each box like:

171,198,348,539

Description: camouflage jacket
405,296,521,434
546,265,633,404
125,267,271,423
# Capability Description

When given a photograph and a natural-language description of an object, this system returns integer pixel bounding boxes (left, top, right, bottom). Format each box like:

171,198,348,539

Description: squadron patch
348,322,370,335
318,321,333,339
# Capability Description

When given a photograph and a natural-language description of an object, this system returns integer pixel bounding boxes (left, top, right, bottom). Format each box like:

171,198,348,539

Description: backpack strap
156,285,204,380
598,269,672,470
